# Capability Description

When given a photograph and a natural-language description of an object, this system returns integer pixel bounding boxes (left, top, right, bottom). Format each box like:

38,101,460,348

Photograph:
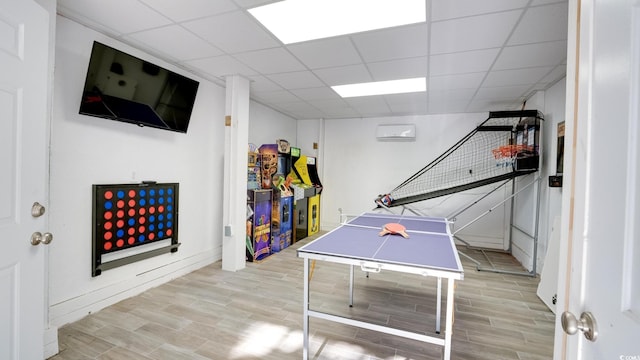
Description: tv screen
79,41,199,133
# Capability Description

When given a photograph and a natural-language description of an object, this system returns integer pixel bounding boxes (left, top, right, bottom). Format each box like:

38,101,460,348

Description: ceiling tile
430,10,523,54
273,101,324,118
235,47,306,74
475,85,531,100
287,37,362,69
467,98,522,112
252,90,300,103
182,11,279,54
385,92,428,114
368,57,428,81
313,64,373,86
493,41,567,70
138,0,238,22
306,98,354,116
345,97,392,114
58,0,172,35
248,75,283,92
530,0,568,5
483,67,554,87
235,0,280,8
428,98,472,114
266,71,325,89
185,55,258,78
429,72,486,91
538,65,567,84
125,25,223,61
428,88,476,101
289,87,341,101
431,0,529,21
508,3,569,45
430,48,500,76
352,23,429,62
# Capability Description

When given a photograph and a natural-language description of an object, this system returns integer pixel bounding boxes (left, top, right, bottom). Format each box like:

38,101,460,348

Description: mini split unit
375,124,416,141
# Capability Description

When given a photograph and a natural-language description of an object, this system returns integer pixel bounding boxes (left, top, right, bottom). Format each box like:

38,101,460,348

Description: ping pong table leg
303,258,310,360
349,264,354,307
444,278,455,360
436,277,442,334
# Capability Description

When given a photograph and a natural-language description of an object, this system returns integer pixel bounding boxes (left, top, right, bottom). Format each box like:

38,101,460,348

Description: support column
222,75,250,271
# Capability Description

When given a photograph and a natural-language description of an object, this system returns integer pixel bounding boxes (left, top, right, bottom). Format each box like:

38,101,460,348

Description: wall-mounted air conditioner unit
376,124,416,141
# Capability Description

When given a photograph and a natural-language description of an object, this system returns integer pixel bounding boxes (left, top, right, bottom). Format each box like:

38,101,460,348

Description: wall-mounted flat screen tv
79,41,199,133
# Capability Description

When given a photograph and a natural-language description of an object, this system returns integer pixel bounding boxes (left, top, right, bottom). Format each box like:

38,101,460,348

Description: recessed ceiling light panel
249,0,426,44
332,78,426,98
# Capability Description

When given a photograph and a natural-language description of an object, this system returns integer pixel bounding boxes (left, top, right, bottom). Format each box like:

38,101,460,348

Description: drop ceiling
56,0,568,120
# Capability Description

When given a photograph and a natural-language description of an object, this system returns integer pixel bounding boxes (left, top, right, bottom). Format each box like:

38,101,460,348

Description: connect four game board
92,182,179,276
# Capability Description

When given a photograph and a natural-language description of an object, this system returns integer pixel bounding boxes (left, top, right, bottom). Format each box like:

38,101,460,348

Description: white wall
48,16,294,327
249,101,297,146
317,87,566,274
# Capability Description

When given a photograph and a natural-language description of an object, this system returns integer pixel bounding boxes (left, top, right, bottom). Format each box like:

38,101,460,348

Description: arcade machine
246,188,272,262
246,143,271,262
260,142,294,253
289,147,323,242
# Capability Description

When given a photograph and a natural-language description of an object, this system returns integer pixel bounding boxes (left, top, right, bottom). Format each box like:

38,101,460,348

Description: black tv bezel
79,41,199,134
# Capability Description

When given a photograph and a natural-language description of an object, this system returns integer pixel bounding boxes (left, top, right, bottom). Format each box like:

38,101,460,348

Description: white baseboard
44,325,59,359
49,249,219,328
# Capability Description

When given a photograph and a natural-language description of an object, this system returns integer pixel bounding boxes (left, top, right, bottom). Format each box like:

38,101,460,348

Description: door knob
31,232,43,245
43,232,53,244
561,311,598,341
31,232,53,246
31,202,45,217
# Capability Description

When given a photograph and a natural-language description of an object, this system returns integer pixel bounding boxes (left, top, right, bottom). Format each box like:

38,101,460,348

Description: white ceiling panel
475,85,532,100
508,3,569,45
184,55,258,78
428,88,476,101
58,0,172,35
234,47,306,74
290,87,341,101
345,97,392,114
286,37,362,69
252,90,301,103
494,40,568,70
368,57,429,81
429,49,500,76
138,0,238,22
429,72,486,91
430,0,529,21
430,10,523,54
352,23,429,62
313,64,373,86
428,98,472,114
58,0,568,120
182,11,279,53
385,92,429,113
482,66,554,87
266,71,325,89
125,25,223,61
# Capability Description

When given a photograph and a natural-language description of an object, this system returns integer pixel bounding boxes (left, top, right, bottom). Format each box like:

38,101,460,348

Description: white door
0,0,50,359
555,0,640,358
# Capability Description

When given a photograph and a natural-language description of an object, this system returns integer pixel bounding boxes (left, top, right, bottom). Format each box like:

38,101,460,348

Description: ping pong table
297,212,464,360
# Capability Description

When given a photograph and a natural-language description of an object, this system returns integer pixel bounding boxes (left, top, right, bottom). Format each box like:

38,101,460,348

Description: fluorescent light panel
249,0,426,44
332,78,426,98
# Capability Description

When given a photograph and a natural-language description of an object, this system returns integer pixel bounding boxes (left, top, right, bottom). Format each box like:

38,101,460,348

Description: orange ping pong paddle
379,223,409,238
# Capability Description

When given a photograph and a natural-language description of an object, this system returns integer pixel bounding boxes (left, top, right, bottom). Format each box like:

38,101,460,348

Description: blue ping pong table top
297,213,463,273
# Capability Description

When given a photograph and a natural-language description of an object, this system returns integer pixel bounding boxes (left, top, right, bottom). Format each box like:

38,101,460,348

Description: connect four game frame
92,182,180,276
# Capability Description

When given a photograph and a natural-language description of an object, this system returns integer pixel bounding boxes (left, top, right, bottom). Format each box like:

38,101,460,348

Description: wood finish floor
50,235,555,360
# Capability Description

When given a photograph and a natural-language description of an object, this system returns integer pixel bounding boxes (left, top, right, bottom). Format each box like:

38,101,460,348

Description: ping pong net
338,212,452,237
